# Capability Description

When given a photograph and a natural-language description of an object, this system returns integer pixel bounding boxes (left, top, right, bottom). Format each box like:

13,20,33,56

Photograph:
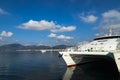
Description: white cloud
0,31,13,38
51,26,76,32
48,33,56,38
56,35,73,40
102,10,120,26
18,20,76,32
95,9,120,35
102,10,120,19
48,33,73,41
18,20,56,30
0,8,9,15
80,14,98,23
100,10,120,30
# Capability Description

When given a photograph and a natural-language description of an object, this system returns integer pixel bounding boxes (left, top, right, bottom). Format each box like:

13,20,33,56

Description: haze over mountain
0,43,71,52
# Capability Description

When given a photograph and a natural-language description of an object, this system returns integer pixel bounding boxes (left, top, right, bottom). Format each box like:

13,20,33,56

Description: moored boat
59,29,120,72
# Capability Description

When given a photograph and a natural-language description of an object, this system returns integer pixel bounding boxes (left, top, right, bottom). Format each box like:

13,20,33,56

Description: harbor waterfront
0,0,120,80
0,51,119,80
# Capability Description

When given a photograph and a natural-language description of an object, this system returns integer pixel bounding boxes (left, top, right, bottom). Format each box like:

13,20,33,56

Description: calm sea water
0,51,119,80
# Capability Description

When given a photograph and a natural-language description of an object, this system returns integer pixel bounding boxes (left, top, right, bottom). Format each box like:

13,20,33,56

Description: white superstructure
78,37,118,52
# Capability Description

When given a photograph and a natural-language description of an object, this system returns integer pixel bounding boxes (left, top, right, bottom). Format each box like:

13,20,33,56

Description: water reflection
0,51,119,80
0,52,66,80
63,60,120,80
63,67,75,80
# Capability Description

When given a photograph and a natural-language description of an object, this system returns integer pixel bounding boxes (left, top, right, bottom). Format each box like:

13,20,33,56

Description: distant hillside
23,45,51,50
0,43,24,51
0,43,50,51
0,43,72,51
1,43,23,48
52,45,72,49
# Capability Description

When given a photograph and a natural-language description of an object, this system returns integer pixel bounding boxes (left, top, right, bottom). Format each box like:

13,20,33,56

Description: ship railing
60,49,118,53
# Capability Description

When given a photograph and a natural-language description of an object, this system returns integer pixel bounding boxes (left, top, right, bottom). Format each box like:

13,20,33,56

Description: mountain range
0,43,72,52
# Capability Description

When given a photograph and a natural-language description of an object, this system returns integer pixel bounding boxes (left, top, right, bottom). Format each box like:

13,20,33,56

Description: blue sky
0,0,120,46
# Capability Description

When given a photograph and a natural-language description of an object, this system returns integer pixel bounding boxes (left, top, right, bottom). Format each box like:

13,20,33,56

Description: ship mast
109,27,112,36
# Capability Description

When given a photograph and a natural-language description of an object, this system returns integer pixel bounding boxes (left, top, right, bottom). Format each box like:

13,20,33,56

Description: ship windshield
94,36,120,40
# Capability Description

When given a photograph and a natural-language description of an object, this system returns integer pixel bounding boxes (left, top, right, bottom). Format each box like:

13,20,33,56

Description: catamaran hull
59,52,120,72
70,54,114,65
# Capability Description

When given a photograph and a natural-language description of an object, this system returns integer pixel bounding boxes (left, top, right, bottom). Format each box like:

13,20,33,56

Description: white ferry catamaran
59,29,120,72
